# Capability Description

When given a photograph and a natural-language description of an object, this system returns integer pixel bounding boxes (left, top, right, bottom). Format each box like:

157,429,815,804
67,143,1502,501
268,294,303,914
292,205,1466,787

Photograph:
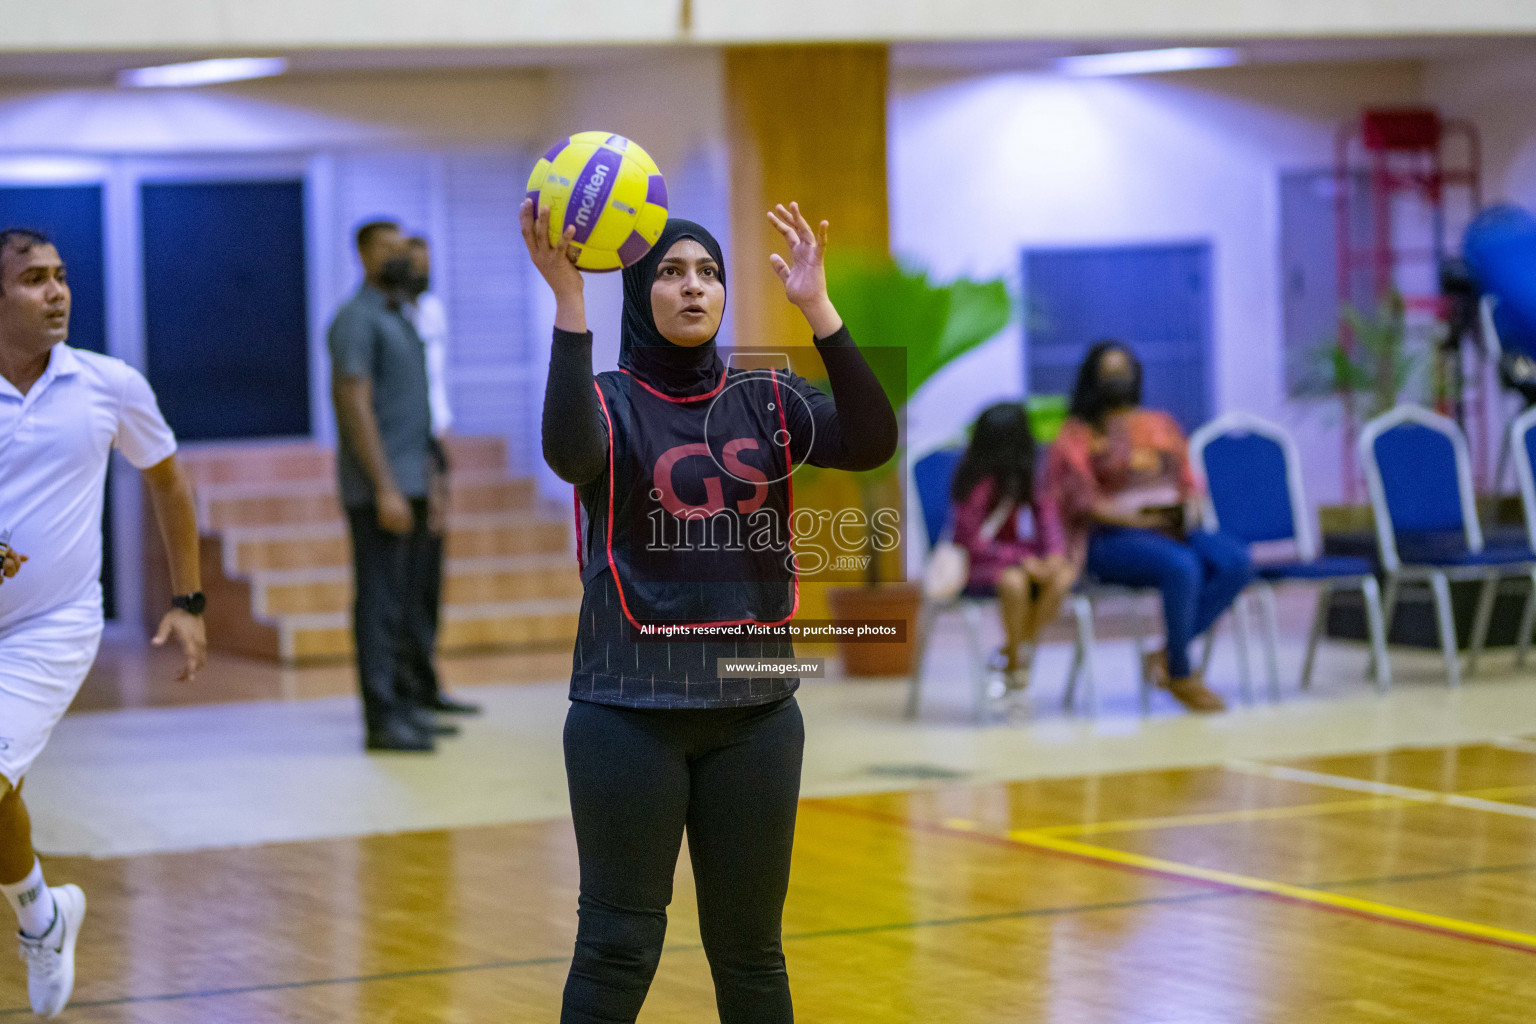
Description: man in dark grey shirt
328,219,472,752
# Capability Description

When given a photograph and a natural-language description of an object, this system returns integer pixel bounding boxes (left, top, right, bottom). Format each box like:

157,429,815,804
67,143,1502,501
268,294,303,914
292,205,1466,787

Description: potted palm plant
807,257,1013,676
1316,291,1416,421
1310,291,1422,529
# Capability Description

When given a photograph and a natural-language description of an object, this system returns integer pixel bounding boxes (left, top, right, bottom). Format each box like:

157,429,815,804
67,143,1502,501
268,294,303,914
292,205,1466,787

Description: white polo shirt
0,344,177,627
406,291,453,436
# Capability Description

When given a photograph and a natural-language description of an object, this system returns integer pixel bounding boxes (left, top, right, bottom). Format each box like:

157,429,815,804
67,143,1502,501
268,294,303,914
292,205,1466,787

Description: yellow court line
1030,796,1408,838
1008,830,1536,953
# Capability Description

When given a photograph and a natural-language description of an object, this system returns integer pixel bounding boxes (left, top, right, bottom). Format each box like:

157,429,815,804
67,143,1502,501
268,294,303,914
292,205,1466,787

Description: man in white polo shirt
0,228,206,1017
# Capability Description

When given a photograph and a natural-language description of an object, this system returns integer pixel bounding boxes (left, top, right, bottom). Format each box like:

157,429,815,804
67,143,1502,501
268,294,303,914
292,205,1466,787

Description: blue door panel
141,180,310,441
1024,243,1213,433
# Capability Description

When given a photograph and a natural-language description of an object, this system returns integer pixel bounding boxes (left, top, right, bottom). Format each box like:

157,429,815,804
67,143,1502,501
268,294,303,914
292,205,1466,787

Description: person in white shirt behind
403,236,452,439
399,235,479,716
0,228,206,1017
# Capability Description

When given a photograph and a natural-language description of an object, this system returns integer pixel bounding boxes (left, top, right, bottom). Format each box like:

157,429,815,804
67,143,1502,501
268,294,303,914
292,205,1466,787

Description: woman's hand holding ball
521,198,588,333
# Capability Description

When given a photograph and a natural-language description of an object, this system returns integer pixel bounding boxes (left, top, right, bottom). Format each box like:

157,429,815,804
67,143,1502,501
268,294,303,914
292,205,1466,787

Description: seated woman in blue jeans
1045,341,1251,713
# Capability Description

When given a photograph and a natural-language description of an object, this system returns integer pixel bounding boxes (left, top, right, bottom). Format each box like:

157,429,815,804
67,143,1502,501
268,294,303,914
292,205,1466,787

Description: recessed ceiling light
118,57,289,89
1055,47,1242,77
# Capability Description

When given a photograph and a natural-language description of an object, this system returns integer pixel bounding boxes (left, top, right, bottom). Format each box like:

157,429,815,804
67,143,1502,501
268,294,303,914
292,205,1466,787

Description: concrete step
181,434,565,665
202,476,538,530
253,554,584,616
276,597,582,663
178,440,335,489
220,513,573,574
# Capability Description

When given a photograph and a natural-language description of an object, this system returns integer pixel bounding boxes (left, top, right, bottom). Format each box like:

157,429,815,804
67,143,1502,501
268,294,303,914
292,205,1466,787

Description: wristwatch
172,592,207,615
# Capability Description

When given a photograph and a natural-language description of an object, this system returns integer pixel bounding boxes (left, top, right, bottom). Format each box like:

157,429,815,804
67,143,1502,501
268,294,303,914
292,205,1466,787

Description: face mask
378,256,415,290
407,272,430,298
1099,376,1138,409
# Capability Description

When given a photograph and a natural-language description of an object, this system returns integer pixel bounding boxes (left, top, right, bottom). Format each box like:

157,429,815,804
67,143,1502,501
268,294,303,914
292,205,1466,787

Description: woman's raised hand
521,198,584,300
767,202,842,337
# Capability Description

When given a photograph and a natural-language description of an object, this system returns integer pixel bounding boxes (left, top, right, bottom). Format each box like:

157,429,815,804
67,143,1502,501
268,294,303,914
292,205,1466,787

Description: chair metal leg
1518,569,1536,669
1232,597,1255,705
1359,575,1392,692
1255,584,1283,703
1199,630,1216,676
1300,583,1332,690
1132,601,1152,712
1467,570,1500,678
905,602,940,719
1064,596,1088,712
960,602,990,723
1068,594,1099,716
1495,420,1514,497
1429,571,1462,688
1371,575,1401,682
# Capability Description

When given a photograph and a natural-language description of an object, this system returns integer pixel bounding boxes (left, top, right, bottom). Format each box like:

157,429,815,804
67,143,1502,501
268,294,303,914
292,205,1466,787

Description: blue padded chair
1359,405,1536,687
907,448,1107,720
1191,413,1390,696
1503,406,1536,665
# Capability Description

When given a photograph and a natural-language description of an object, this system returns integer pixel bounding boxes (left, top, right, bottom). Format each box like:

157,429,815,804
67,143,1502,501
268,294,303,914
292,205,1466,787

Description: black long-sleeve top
543,324,899,709
543,325,898,486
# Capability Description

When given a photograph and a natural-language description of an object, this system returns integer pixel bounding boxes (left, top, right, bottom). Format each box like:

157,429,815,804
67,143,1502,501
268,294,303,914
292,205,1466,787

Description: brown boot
1163,672,1227,713
1141,649,1169,688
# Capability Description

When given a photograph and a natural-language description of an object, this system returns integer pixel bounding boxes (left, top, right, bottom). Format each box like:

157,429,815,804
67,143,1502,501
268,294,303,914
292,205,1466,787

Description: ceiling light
1055,47,1242,77
118,57,288,89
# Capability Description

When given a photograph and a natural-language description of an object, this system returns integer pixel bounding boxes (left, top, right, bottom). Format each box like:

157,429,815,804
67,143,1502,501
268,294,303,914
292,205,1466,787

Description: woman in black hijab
522,196,898,1024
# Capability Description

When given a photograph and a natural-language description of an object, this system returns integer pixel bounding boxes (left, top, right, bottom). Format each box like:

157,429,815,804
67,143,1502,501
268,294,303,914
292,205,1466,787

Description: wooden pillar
725,44,889,353
725,45,893,632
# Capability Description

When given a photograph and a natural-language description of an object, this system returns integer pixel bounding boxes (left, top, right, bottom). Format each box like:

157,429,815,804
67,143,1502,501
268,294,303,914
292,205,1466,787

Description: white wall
698,1,1536,42
889,61,1424,506
1427,49,1536,218
12,0,1536,50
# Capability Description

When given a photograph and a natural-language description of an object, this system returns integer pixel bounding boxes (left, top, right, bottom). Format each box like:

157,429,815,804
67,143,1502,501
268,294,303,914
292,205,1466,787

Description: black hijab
619,218,726,397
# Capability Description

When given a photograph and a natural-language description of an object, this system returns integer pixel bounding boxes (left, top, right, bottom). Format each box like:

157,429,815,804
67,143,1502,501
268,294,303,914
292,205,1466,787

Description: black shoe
422,694,482,716
366,717,435,753
410,710,460,737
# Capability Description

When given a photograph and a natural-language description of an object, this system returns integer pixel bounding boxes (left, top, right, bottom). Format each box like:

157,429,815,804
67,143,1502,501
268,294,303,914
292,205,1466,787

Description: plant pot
825,583,922,677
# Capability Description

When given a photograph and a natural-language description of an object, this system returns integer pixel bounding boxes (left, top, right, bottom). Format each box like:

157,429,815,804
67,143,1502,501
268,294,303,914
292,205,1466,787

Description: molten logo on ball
572,161,611,234
526,130,670,272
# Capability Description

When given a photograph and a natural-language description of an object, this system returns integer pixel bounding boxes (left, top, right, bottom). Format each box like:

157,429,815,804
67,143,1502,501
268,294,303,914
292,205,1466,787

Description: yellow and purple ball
526,131,669,273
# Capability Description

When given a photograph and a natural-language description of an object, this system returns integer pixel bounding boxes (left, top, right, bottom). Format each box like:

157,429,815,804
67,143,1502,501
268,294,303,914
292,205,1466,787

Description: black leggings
561,696,804,1024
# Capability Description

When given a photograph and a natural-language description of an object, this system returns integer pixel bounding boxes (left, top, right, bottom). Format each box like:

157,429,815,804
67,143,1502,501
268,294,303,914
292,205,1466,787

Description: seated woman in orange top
1046,341,1251,713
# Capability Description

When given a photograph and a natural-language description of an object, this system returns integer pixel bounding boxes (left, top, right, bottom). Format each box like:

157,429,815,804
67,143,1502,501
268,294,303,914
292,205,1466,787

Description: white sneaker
18,884,85,1018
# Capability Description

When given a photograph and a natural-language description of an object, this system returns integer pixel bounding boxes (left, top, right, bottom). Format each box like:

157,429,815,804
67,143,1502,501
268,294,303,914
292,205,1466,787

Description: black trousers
345,497,442,729
562,696,804,1024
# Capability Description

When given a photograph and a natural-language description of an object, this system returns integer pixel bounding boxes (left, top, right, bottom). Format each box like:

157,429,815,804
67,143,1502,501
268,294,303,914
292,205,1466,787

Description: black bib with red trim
575,366,798,629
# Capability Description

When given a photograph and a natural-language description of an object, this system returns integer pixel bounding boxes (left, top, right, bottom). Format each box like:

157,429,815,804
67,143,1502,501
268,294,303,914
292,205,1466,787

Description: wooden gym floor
4,740,1536,1022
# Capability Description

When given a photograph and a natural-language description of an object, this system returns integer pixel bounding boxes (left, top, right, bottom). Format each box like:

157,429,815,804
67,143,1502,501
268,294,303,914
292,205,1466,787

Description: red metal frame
1333,108,1482,501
